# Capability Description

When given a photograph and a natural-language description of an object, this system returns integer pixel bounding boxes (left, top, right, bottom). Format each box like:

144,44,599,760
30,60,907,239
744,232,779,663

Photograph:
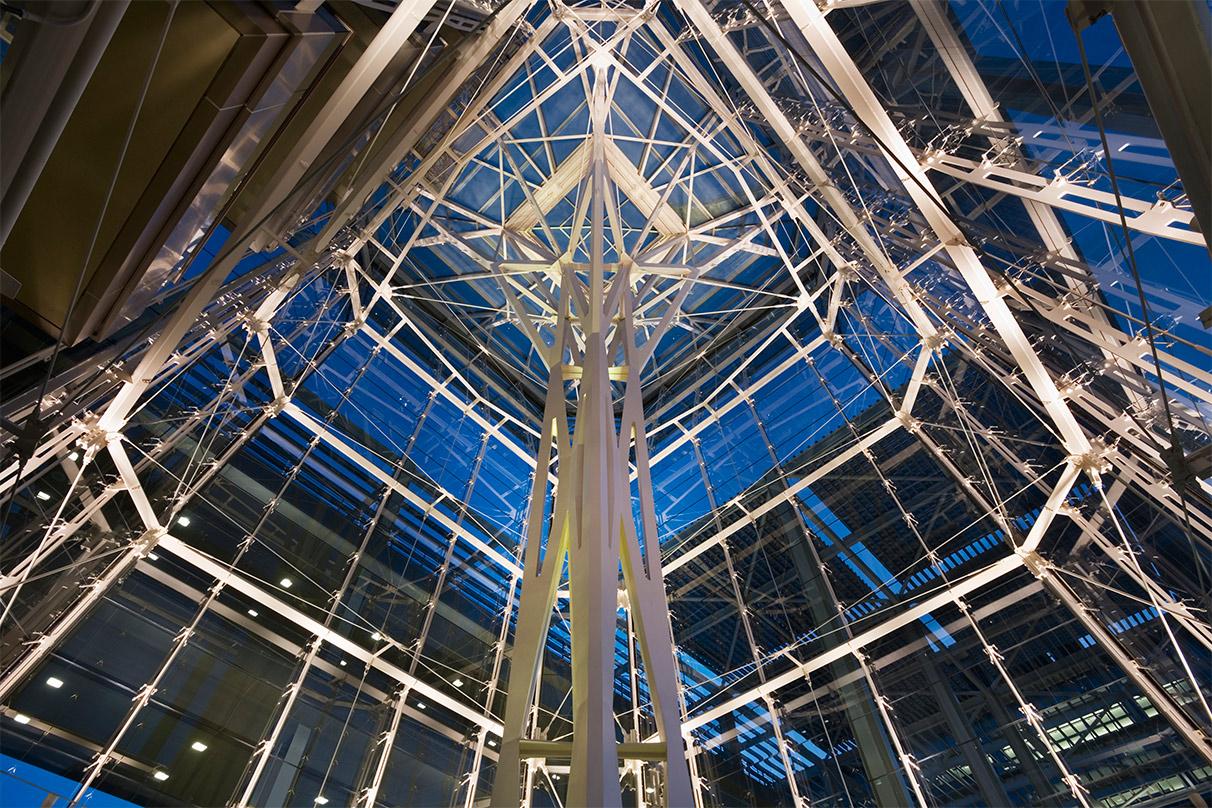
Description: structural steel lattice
1,1,1210,807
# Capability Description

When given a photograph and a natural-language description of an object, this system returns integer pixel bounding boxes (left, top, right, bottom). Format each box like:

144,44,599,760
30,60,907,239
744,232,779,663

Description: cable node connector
79,419,119,453
244,316,269,335
1070,438,1112,476
895,410,921,433
1018,549,1048,577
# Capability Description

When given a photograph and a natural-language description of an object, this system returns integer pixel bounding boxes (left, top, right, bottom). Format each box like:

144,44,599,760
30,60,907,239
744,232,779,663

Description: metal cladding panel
0,2,341,345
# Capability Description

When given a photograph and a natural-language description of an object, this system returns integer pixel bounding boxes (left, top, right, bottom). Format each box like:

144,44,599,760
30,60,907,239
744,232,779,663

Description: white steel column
491,53,694,808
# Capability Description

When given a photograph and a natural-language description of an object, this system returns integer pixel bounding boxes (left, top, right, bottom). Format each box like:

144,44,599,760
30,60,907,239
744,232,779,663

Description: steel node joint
922,331,948,353
79,419,122,453
265,396,291,417
895,410,921,433
1018,549,1049,578
1069,438,1113,478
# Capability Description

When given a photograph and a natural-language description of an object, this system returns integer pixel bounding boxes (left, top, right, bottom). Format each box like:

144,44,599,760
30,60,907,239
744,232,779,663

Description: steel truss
1,1,1209,807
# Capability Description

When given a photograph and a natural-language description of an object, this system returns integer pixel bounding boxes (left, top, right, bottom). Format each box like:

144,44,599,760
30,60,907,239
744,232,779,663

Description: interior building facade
0,0,1210,806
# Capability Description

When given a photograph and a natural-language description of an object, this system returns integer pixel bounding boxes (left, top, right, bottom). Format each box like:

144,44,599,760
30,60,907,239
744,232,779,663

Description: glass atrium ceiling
0,0,1209,806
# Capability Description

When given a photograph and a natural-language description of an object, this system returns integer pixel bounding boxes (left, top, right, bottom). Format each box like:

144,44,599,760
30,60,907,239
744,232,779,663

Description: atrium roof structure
0,0,1210,806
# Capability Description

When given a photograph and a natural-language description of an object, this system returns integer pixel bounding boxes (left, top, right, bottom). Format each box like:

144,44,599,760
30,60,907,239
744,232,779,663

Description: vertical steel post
490,46,694,808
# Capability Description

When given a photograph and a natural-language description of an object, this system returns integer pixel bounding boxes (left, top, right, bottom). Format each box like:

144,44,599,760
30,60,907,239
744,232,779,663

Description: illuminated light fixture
190,741,208,752
68,451,79,462
279,578,292,588
147,553,159,561
315,798,329,805
177,515,191,527
339,660,347,667
35,491,50,501
247,609,259,618
452,678,463,688
487,739,497,747
645,787,656,795
13,714,31,725
370,631,382,641
417,702,426,710
45,677,63,689
152,771,170,782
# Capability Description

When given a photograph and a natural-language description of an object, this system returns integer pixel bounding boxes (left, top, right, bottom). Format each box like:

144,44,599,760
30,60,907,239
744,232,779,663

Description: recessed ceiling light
45,677,63,689
177,515,191,527
279,578,292,588
315,797,329,805
452,678,463,688
147,553,159,561
13,713,31,725
152,771,170,782
36,491,50,501
417,702,426,710
68,451,79,462
339,660,347,667
247,609,259,617
370,631,381,641
190,741,208,752
487,739,497,747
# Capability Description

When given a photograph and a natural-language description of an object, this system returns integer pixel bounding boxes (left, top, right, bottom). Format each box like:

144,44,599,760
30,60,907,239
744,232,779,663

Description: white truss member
1,2,1209,807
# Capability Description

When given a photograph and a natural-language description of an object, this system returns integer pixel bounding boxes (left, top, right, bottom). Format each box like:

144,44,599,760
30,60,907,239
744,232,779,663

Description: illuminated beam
282,401,523,578
776,0,1095,463
680,464,1078,734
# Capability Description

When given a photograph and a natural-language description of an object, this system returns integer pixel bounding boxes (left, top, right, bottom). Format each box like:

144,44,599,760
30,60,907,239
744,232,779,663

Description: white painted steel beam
662,417,901,576
282,401,523,578
794,117,1201,247
679,463,1079,735
666,3,940,342
247,0,439,251
924,149,1202,247
319,1,552,251
155,533,503,735
778,0,1094,460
